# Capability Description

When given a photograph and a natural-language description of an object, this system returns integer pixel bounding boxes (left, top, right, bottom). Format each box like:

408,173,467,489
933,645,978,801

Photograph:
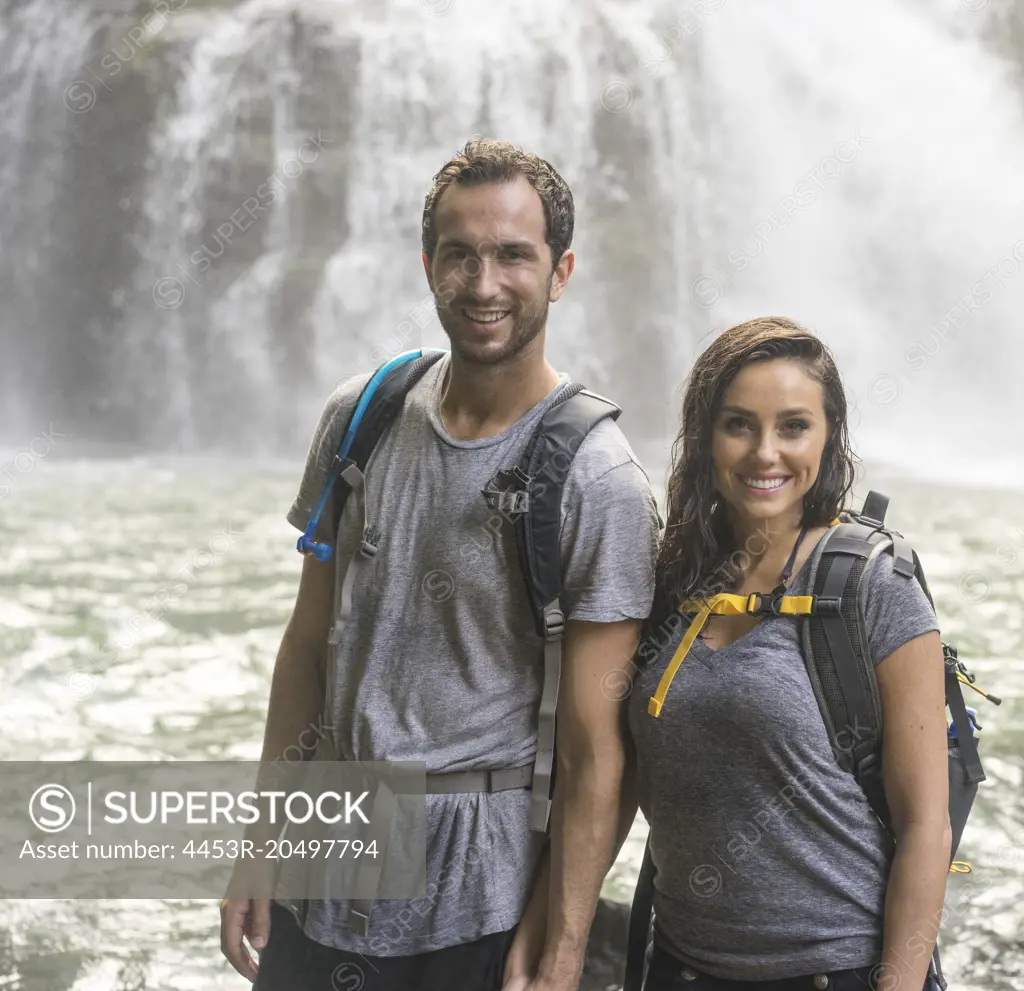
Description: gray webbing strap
946,668,985,785
426,764,533,794
859,491,889,526
350,777,398,937
819,549,877,772
530,600,565,833
329,463,374,649
890,533,916,577
349,765,533,935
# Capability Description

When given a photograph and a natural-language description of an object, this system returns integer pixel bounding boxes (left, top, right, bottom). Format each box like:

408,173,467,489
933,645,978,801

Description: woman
627,317,952,990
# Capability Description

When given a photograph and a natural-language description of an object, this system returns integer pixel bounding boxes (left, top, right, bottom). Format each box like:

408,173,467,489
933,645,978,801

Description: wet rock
582,897,631,991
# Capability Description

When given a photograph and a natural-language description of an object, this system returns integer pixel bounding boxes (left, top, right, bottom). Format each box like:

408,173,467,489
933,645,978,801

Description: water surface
0,459,1020,989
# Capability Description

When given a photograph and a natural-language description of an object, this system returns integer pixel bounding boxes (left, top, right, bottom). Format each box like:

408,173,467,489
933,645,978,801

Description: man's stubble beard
435,285,551,367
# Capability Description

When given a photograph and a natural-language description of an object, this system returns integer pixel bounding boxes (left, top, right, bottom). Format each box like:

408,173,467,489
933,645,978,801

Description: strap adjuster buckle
854,748,881,778
748,589,785,617
943,642,972,680
854,513,885,530
360,525,380,559
543,608,565,640
482,466,532,517
812,595,843,616
530,795,553,833
498,490,529,515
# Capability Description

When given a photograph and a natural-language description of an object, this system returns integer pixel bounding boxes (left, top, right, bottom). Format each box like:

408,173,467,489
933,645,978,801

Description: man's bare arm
248,552,335,839
259,553,334,762
220,553,334,981
534,617,641,990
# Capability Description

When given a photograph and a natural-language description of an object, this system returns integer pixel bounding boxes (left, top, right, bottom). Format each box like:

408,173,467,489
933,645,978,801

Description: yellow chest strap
648,518,844,719
647,592,817,718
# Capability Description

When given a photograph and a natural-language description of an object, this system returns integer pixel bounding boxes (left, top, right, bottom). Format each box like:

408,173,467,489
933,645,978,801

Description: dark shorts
642,940,941,991
252,902,517,991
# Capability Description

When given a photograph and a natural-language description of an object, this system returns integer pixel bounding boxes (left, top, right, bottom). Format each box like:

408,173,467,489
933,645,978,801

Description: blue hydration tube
296,349,438,562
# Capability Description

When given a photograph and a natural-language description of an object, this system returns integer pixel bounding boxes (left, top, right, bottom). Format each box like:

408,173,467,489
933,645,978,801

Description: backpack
624,491,999,991
295,347,622,834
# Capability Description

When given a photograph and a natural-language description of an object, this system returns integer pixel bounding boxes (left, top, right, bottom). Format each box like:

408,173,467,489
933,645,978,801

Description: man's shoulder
310,371,374,448
564,413,653,495
325,371,374,416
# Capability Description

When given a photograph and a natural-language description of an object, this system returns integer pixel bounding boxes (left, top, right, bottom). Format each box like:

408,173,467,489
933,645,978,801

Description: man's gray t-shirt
628,538,940,980
282,353,660,955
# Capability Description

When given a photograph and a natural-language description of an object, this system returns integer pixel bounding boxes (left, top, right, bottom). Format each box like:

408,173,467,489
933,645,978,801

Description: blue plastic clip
948,707,980,739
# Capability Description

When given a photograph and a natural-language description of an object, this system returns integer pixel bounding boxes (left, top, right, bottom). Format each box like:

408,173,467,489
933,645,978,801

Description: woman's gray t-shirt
628,538,940,980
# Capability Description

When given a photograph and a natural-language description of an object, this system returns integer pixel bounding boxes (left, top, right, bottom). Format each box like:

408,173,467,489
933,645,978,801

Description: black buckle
749,586,786,617
812,595,843,616
854,748,880,776
498,491,530,515
848,510,889,533
943,642,972,681
482,467,532,517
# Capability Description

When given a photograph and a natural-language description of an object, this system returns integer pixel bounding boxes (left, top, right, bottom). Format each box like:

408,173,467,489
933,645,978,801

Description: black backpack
624,491,999,991
800,491,994,857
308,347,621,833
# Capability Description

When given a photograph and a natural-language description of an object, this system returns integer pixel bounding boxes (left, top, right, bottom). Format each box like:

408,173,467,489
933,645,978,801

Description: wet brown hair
421,138,574,268
646,316,858,637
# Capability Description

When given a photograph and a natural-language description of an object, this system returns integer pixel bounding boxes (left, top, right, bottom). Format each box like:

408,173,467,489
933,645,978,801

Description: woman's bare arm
875,630,952,990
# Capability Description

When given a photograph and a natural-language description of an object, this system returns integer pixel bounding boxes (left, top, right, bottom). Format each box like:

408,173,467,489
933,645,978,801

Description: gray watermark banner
0,761,426,899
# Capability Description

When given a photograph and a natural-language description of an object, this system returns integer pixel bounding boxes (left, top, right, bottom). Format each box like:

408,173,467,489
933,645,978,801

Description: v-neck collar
689,532,824,658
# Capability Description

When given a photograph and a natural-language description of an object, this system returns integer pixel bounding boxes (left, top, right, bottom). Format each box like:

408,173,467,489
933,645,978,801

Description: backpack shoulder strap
801,491,896,835
511,385,622,831
329,348,446,539
515,385,623,635
624,834,656,991
315,349,446,663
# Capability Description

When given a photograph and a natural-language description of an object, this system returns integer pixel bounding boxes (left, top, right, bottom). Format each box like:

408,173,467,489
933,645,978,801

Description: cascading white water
0,0,108,433
689,0,1024,485
126,0,699,456
0,0,1022,481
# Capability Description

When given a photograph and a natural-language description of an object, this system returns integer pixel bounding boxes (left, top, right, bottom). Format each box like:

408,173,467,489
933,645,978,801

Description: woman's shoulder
858,535,924,598
858,539,940,665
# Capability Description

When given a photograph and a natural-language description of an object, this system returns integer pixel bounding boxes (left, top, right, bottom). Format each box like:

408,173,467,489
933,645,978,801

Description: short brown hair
421,138,574,267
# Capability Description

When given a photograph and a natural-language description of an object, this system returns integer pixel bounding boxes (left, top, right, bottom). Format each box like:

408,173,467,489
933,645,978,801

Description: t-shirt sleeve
862,546,940,666
557,433,662,624
286,374,370,545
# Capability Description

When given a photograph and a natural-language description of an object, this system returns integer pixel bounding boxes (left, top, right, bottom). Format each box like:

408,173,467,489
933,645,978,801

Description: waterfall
0,0,1021,481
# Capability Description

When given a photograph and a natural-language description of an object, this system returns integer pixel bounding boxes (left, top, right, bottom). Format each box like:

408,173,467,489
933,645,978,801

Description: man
221,139,660,990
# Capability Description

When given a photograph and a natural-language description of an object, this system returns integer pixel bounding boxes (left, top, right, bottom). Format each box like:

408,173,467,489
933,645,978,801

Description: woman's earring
710,498,720,514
